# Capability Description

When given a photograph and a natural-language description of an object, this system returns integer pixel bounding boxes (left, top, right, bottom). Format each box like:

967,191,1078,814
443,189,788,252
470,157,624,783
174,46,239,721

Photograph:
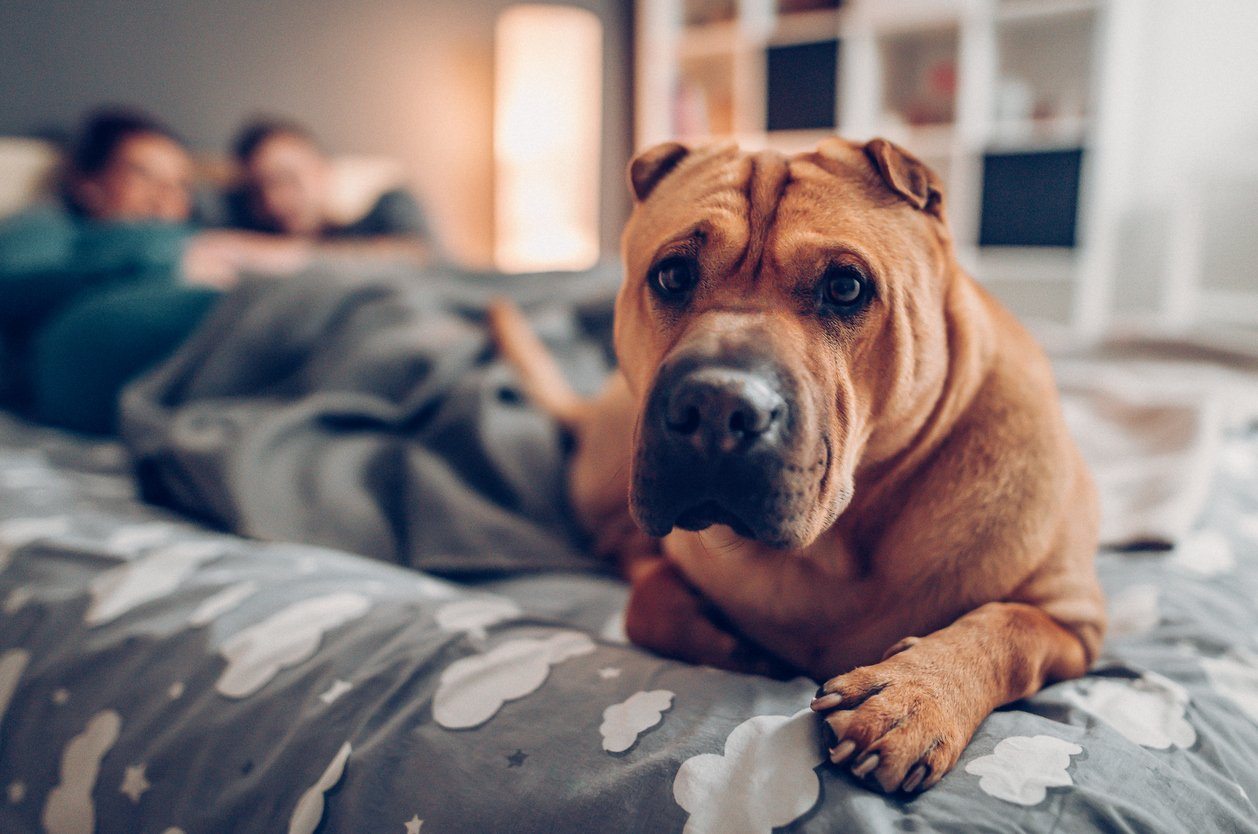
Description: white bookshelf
635,0,1143,337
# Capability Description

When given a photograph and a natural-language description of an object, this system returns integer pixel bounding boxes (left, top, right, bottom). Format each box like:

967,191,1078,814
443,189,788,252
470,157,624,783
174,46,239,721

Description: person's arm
179,189,440,280
181,230,310,283
310,236,432,265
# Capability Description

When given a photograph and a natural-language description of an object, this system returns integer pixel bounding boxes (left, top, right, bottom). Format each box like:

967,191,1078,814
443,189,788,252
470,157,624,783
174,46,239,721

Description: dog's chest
662,526,881,670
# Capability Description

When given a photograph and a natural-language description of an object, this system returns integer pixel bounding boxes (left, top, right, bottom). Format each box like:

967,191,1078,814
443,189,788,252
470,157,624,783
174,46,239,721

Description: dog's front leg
810,602,1091,793
624,556,794,677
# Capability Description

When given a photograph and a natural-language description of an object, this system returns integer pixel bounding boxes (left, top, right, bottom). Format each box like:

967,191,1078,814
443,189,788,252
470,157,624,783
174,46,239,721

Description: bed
2,270,1258,833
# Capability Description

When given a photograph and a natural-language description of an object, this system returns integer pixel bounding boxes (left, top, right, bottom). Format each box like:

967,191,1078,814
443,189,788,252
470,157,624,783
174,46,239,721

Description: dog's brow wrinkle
735,150,791,288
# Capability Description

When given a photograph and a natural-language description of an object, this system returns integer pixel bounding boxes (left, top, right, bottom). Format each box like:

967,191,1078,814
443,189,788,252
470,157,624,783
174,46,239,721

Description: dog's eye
650,257,698,299
820,265,869,312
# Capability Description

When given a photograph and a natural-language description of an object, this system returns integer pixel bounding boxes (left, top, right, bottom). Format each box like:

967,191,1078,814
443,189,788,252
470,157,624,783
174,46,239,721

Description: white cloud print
288,741,351,834
0,516,70,570
1106,584,1160,639
103,522,182,558
41,710,122,834
1170,530,1235,576
434,597,521,640
1068,672,1196,749
965,735,1082,805
433,631,595,729
601,690,674,753
216,592,371,698
0,649,30,728
1200,648,1258,725
87,540,225,626
188,581,259,627
673,710,822,834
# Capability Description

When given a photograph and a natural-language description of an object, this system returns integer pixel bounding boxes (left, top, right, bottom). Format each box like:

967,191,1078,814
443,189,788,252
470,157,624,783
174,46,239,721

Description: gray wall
0,0,633,267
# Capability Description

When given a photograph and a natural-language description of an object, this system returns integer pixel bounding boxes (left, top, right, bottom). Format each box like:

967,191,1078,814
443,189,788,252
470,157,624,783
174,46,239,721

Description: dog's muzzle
631,353,823,549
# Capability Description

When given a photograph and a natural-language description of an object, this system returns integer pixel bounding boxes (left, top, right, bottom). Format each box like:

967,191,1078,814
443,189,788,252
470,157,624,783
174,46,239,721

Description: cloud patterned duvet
2,410,1258,833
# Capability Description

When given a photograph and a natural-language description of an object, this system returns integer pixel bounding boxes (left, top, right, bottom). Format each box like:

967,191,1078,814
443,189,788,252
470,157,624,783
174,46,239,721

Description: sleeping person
213,117,437,264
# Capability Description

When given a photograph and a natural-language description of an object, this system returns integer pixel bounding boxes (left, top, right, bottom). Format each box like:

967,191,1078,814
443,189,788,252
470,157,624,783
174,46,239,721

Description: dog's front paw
810,654,975,793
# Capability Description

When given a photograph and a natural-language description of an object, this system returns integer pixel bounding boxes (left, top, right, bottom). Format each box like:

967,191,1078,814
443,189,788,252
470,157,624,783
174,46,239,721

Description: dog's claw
810,692,843,710
851,752,880,779
902,763,929,793
829,738,857,764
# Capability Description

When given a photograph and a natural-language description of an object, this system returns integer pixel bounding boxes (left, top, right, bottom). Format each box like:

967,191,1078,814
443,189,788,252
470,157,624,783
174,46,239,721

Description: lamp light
494,4,603,272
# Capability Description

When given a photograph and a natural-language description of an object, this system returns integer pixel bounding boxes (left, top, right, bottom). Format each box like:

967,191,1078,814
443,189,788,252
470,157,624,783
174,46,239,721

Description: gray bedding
119,266,624,577
1,272,1257,832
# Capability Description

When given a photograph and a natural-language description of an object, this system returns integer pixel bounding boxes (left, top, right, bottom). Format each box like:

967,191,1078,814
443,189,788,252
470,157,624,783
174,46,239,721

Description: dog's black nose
663,367,786,454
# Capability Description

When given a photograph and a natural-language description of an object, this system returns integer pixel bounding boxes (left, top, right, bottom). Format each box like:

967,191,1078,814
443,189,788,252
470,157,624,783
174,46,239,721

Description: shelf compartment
996,0,1097,25
988,115,1089,150
993,9,1096,129
682,0,736,27
877,25,959,128
770,7,843,45
674,53,738,137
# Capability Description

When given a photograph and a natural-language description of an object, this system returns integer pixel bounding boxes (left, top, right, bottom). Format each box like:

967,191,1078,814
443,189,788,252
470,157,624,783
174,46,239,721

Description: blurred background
1,0,1256,343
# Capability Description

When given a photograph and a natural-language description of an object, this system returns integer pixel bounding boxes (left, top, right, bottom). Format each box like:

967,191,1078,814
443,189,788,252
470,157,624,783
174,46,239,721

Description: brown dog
489,136,1104,794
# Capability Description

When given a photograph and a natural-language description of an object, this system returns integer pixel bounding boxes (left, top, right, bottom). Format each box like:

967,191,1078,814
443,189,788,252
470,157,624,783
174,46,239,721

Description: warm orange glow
494,5,603,272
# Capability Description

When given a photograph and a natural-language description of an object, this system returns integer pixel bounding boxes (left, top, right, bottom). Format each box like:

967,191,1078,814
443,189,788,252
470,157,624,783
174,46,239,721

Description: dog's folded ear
863,138,944,219
629,142,690,202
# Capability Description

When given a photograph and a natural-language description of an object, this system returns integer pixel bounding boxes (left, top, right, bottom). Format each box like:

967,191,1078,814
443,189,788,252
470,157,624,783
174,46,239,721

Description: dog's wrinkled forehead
623,137,943,284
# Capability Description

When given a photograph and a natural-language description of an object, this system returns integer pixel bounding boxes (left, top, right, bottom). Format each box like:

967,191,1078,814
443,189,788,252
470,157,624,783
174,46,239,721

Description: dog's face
616,137,954,551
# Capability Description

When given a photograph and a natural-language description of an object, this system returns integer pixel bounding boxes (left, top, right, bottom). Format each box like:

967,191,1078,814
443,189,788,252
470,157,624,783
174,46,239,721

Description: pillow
0,138,60,219
325,154,408,225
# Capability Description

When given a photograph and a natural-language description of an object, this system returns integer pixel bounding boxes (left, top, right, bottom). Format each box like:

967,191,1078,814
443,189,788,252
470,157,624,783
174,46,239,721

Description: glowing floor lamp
494,5,603,272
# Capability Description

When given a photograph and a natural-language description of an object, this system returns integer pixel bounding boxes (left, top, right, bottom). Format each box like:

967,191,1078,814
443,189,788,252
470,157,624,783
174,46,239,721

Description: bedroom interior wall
0,0,633,269
1105,0,1258,320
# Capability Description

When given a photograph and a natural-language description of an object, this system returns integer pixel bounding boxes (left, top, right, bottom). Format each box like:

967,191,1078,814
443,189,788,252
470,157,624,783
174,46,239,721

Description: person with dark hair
0,107,230,434
216,117,435,260
64,108,194,222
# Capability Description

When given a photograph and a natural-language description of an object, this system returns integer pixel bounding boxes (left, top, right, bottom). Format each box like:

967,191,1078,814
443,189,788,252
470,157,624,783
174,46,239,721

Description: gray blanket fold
120,264,621,575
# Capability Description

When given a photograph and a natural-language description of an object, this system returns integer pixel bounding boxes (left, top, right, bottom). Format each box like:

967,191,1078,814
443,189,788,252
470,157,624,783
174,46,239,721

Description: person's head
233,118,331,235
68,108,193,222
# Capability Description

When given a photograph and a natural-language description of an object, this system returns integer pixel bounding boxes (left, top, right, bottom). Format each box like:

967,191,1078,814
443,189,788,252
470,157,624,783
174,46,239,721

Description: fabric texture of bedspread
3,383,1258,831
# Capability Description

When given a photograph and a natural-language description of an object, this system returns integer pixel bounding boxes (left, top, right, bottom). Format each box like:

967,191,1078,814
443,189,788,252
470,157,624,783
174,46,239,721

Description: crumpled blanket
120,264,620,575
1053,337,1258,547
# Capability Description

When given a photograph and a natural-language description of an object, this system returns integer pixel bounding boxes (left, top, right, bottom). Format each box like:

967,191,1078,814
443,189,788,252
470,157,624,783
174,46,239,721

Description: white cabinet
635,0,1143,336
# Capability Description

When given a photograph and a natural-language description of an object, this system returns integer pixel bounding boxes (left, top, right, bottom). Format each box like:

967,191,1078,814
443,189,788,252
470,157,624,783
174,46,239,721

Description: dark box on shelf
766,39,839,131
979,148,1084,248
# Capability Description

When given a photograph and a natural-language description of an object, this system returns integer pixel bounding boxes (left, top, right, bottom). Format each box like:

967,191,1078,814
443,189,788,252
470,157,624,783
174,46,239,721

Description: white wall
1113,0,1258,316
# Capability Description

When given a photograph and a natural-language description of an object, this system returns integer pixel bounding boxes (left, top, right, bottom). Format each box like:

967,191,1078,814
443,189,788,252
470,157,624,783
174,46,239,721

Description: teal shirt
0,202,191,329
0,203,218,433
